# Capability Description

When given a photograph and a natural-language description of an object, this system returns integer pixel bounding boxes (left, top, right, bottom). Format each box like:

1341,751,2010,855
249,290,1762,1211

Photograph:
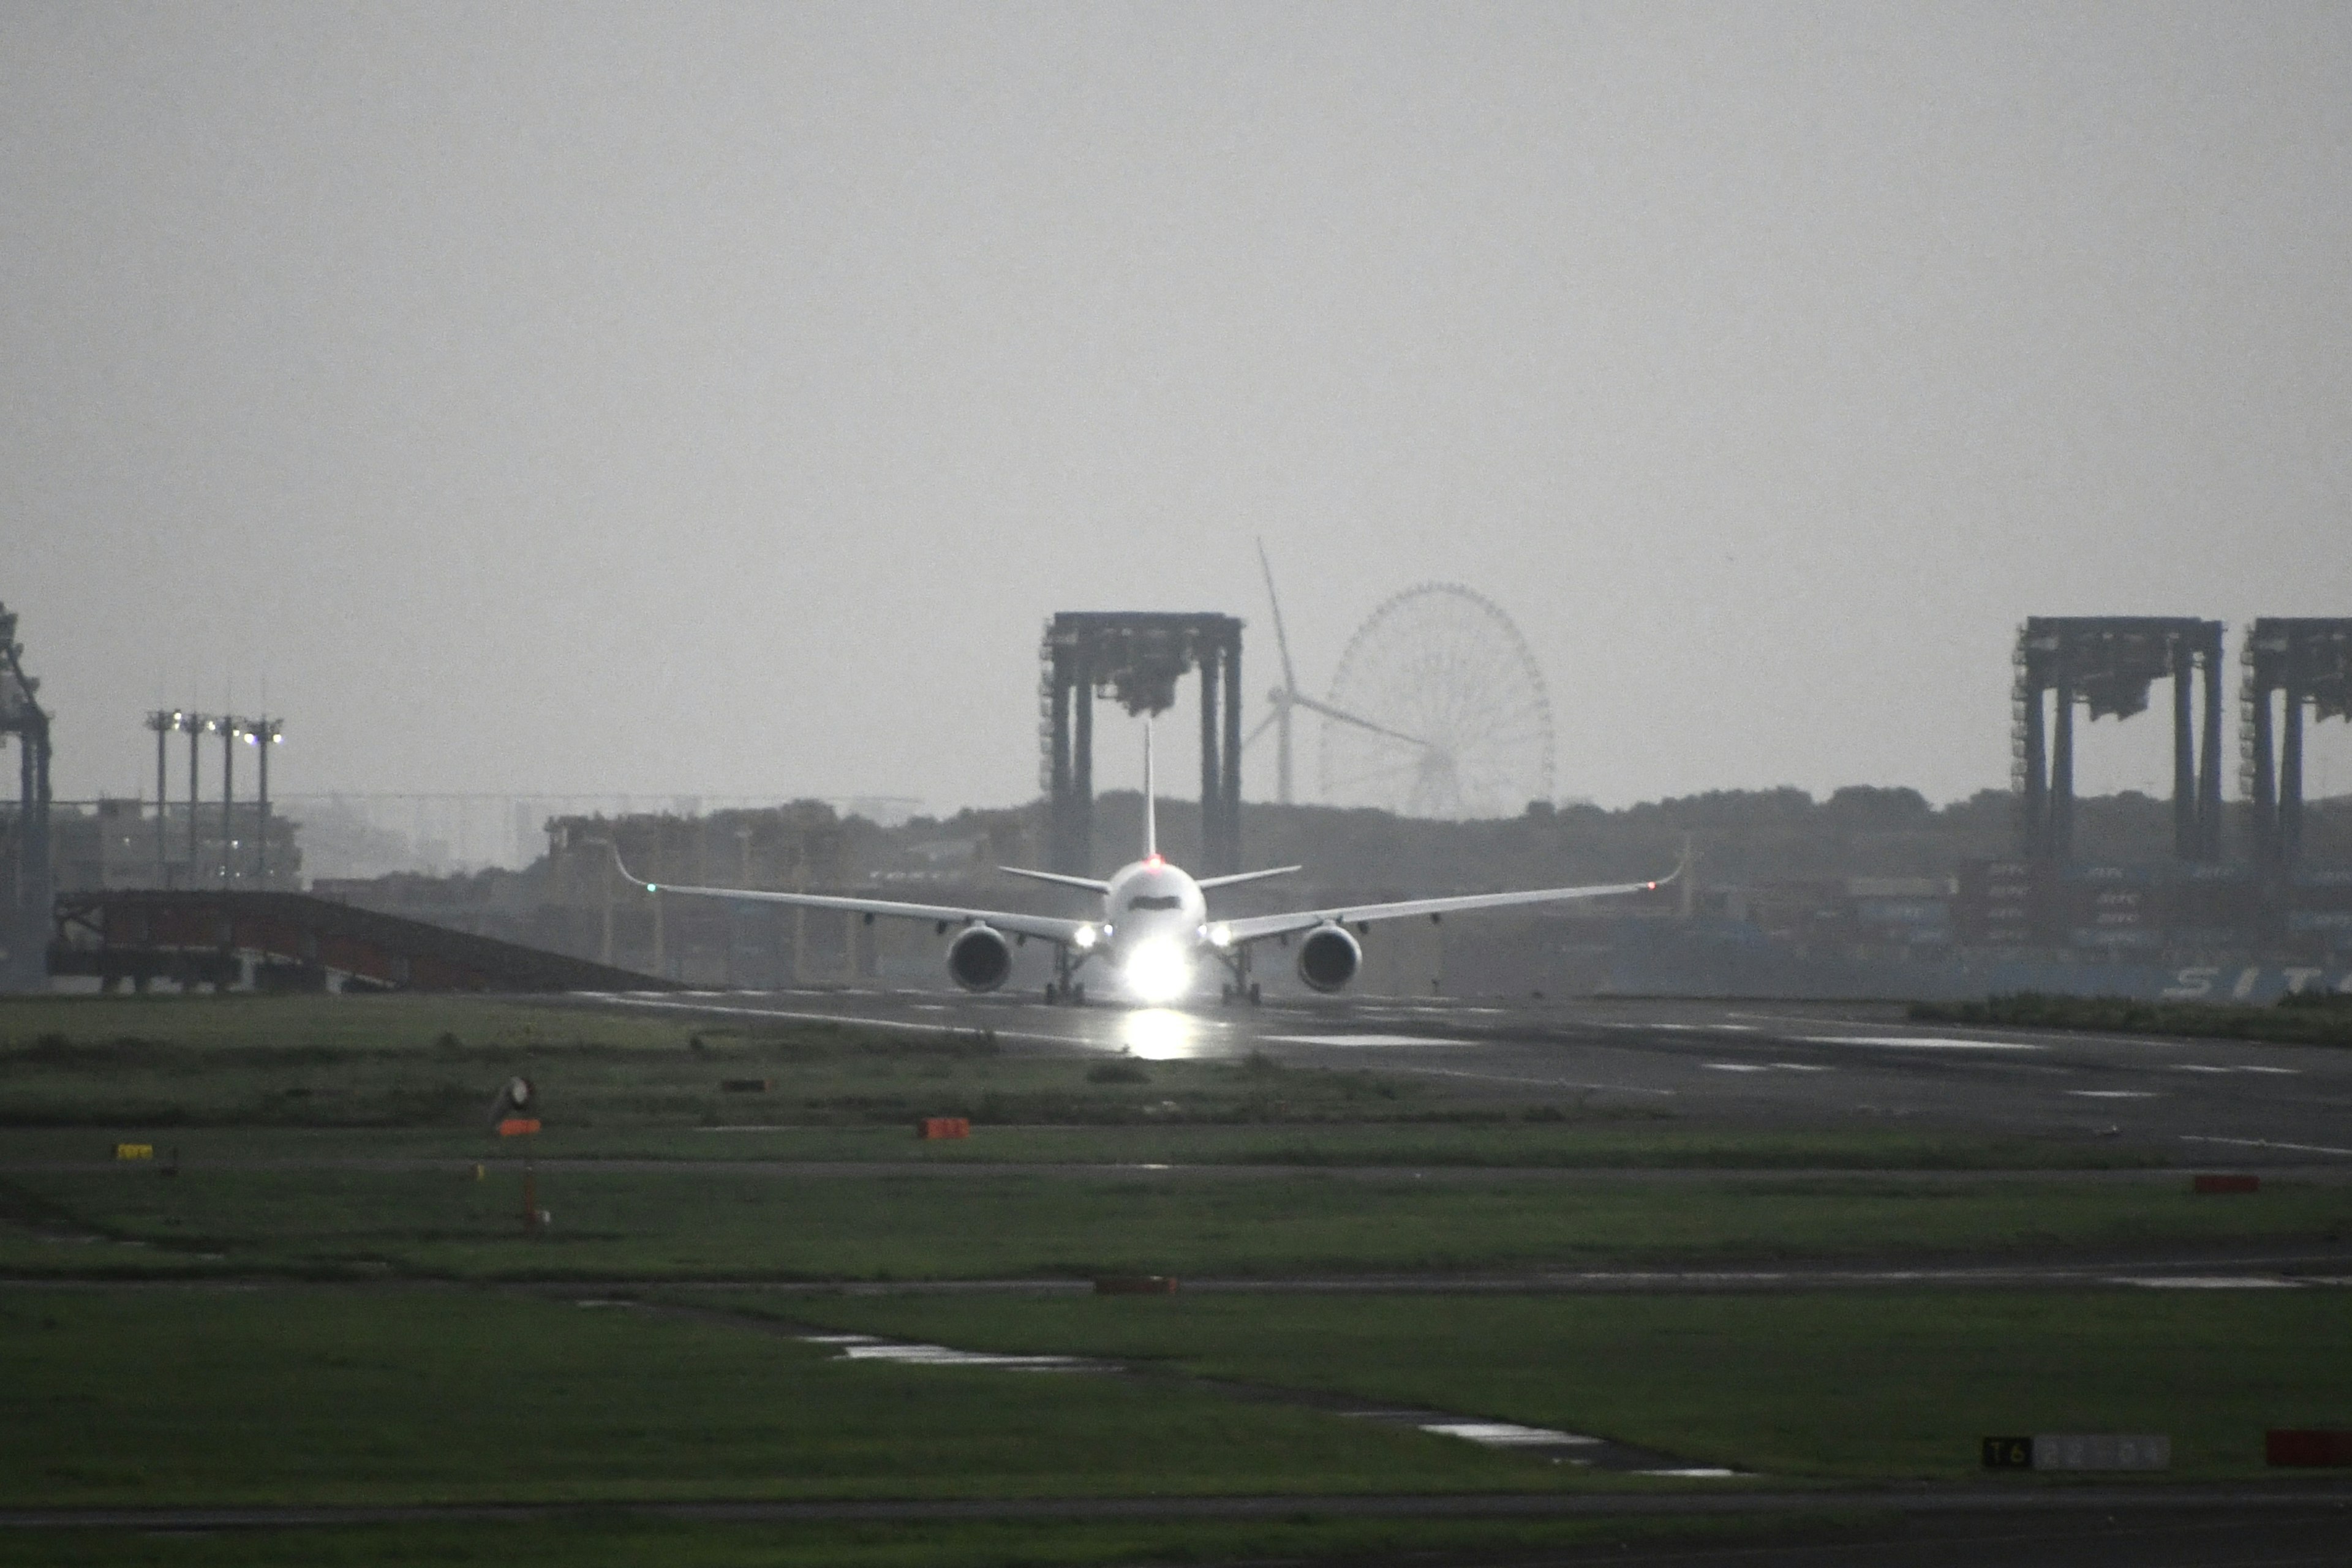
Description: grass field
7,1164,2344,1281
6,992,2344,1565
753,1290,2352,1483
0,994,1444,1131
0,1514,1855,1568
0,1287,1560,1508
0,990,2195,1171
0,1117,2170,1172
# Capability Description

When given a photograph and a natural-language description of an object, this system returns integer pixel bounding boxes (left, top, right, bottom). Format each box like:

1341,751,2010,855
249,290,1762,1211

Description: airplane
614,723,1676,1006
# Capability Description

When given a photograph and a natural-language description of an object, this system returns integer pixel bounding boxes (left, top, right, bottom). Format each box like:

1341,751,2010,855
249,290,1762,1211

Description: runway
562,988,2352,1164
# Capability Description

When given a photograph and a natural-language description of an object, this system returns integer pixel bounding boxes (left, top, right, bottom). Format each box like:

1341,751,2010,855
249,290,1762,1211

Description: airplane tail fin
1143,718,1158,859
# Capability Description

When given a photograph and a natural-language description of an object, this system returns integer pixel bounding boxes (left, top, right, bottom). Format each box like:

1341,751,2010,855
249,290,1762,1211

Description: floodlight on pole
244,717,284,882
219,717,239,882
144,710,179,879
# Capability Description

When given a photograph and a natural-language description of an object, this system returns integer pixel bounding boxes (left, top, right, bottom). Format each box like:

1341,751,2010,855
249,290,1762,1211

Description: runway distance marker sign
1985,1434,2169,1470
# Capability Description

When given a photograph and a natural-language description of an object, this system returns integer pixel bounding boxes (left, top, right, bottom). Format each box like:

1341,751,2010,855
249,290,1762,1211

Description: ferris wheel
1314,583,1556,820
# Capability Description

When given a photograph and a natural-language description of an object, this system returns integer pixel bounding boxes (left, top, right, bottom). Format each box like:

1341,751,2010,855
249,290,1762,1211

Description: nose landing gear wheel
1044,982,1060,1004
1248,982,1262,1005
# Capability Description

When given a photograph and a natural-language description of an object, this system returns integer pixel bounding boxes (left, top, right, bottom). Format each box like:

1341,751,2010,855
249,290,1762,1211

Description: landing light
1121,941,1192,1005
1206,922,1233,948
1072,924,1098,950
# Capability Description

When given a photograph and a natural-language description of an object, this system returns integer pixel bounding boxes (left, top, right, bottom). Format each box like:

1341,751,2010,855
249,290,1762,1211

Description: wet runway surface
566,988,2352,1164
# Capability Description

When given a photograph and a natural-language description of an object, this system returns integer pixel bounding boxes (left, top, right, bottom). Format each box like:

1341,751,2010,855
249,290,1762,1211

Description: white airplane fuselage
1091,854,1215,1002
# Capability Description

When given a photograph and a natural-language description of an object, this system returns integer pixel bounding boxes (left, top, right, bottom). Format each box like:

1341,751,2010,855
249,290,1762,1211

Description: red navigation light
1147,854,1164,867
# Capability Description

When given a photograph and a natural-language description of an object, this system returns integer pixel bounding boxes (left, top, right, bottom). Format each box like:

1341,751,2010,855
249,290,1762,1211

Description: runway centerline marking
1386,1065,1674,1097
1801,1035,2045,1052
1263,1034,1475,1048
2109,1276,2302,1290
2184,1134,2352,1158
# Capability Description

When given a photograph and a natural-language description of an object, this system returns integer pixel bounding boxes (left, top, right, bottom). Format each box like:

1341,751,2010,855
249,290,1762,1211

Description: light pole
243,718,284,883
188,715,212,879
219,717,238,883
144,712,178,883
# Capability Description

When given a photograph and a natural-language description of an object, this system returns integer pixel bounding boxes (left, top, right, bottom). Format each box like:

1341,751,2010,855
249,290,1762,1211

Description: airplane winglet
595,838,658,892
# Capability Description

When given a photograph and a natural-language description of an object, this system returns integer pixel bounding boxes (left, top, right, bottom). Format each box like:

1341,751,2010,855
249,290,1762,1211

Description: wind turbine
1249,540,1302,804
1247,540,1434,805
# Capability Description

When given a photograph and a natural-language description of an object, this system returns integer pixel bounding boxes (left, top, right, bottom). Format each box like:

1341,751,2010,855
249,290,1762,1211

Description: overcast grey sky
8,2,2350,815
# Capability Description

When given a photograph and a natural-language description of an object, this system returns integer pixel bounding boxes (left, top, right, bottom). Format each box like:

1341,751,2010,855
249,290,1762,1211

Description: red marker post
490,1077,545,1233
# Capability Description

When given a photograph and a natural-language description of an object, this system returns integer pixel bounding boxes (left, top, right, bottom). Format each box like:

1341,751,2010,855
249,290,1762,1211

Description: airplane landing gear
1218,951,1261,1008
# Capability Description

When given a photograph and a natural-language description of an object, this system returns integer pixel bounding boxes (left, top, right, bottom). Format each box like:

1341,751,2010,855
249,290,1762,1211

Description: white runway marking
2111,1276,2301,1290
1389,1065,1675,1097
2177,1064,2301,1076
2068,1090,2158,1099
2183,1134,2352,1158
1802,1034,2045,1052
1703,1063,1768,1072
1264,1033,1474,1047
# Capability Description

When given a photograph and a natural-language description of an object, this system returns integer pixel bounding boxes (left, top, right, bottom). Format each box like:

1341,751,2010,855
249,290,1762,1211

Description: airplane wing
614,845,1095,946
1194,864,1302,892
996,865,1112,894
1216,872,1675,946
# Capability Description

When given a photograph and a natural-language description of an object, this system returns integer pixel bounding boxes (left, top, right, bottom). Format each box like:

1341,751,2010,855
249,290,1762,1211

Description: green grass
1910,990,2352,1048
749,1291,2352,1483
0,1514,1868,1568
7,1166,2343,1281
1,992,2182,1169
0,994,1463,1131
0,1117,2184,1175
0,1288,1555,1509
0,1118,2170,1170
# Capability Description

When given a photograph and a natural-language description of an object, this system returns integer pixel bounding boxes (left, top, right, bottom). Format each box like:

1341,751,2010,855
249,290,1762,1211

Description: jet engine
1295,923,1362,992
946,925,1014,993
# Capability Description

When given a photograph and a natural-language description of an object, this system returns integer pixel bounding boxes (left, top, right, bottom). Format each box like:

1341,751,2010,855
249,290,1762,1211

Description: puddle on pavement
802,1332,1098,1372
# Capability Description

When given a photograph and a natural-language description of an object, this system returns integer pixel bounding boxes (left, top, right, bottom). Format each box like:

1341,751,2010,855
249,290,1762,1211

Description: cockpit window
1126,894,1182,911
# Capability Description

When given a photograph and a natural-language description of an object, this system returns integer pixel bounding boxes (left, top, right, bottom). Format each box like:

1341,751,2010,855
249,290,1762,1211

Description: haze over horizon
9,3,2350,819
